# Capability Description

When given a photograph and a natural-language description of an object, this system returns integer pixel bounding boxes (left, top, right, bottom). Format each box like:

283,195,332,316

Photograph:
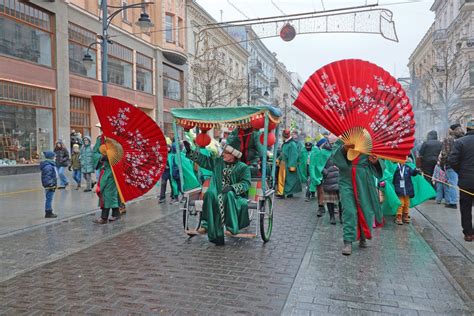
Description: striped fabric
248,180,263,202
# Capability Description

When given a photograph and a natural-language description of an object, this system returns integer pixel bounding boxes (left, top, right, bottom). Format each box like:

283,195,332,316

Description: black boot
316,205,325,217
338,202,343,224
327,203,336,225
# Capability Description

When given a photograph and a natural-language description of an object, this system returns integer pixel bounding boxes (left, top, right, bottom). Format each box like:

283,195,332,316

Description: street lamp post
83,0,154,96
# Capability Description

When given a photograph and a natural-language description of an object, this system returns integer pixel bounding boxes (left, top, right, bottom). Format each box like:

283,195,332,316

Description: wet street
1,193,473,315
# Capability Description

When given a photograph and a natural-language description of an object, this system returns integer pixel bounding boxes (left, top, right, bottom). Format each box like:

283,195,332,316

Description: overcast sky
196,0,435,81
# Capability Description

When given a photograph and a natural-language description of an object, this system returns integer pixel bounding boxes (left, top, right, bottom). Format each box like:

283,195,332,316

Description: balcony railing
432,29,447,42
249,58,262,73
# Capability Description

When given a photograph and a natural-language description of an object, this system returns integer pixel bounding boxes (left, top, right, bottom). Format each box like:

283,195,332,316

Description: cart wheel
183,204,201,236
259,196,273,242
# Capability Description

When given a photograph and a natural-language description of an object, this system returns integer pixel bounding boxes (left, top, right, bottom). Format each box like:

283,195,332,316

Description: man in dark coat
418,130,442,183
448,119,474,242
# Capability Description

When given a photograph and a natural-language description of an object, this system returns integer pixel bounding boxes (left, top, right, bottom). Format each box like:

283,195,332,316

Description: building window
177,17,183,47
165,14,174,43
121,1,128,22
0,0,53,67
68,23,97,79
0,80,54,164
70,96,91,137
163,63,182,101
107,43,133,89
136,53,153,94
470,61,474,86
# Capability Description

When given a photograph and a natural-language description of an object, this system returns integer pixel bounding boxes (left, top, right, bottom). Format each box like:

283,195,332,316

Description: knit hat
282,129,291,139
73,144,80,149
466,119,474,130
43,151,55,159
223,144,242,159
450,123,461,130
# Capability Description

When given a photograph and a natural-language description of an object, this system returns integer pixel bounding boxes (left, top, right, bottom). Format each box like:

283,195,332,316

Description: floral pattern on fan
294,59,415,163
319,71,412,149
106,107,165,191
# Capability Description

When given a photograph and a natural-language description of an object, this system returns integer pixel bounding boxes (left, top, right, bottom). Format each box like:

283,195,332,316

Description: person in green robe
168,144,201,203
331,140,385,256
277,129,302,198
92,123,120,224
227,127,266,177
183,140,251,245
298,139,316,201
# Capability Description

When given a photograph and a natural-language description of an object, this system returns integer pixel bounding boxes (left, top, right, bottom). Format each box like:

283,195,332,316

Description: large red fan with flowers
294,59,415,162
92,96,168,202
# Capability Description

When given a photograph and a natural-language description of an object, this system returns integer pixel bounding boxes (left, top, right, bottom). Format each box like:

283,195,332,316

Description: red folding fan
92,96,168,202
294,59,415,162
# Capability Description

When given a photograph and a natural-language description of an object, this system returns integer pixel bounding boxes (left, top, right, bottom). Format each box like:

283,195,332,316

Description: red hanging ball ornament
195,133,211,147
280,23,296,42
259,132,276,147
251,114,265,130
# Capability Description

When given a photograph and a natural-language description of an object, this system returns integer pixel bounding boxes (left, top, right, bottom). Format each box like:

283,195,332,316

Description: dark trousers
101,207,119,219
159,169,171,200
459,188,473,236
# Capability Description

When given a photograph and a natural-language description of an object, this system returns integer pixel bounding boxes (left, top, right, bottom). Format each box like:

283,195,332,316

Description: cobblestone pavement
282,212,472,315
0,196,472,315
0,197,318,315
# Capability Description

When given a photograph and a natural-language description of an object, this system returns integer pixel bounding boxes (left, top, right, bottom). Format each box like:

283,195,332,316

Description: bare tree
419,45,472,134
187,30,247,108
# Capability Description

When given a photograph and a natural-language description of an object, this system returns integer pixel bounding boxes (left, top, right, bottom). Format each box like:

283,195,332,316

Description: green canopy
171,106,281,127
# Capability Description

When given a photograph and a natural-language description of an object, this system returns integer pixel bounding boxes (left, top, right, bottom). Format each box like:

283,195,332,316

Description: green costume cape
187,149,251,245
92,136,119,209
380,161,436,215
309,147,332,192
277,138,302,196
168,152,200,196
332,141,384,242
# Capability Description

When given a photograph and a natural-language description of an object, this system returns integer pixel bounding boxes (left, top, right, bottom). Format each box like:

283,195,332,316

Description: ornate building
408,0,473,139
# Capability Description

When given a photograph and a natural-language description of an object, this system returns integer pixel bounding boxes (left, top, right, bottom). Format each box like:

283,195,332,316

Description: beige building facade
0,0,187,169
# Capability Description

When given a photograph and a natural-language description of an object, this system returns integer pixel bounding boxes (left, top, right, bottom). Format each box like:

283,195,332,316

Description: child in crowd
432,161,447,204
70,144,81,190
322,152,342,225
40,151,58,218
392,162,419,225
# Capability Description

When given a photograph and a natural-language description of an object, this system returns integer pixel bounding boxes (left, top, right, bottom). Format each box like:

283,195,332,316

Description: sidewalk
415,200,474,256
0,172,158,236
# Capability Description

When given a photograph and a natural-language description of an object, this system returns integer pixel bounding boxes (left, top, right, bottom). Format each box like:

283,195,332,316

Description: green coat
80,138,94,173
168,152,200,196
277,138,302,196
308,147,332,192
332,141,384,242
187,149,251,245
93,136,120,209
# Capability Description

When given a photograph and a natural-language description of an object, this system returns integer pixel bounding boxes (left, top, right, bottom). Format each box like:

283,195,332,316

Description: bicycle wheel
183,204,201,236
259,196,273,242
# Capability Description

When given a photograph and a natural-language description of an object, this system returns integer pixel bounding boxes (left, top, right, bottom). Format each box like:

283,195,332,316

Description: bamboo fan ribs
293,59,415,162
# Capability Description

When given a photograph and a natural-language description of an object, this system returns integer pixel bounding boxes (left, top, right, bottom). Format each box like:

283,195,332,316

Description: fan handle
341,127,373,161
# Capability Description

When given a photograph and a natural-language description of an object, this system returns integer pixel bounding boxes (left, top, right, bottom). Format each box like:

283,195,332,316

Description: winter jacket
418,130,442,176
71,152,81,170
322,159,339,192
80,136,94,173
448,130,474,189
40,159,57,188
54,141,70,167
392,164,419,198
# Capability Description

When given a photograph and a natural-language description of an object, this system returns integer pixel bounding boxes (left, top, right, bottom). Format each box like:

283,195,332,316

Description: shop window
0,81,54,165
107,43,133,89
68,23,97,78
70,96,91,139
136,53,153,94
163,63,182,101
